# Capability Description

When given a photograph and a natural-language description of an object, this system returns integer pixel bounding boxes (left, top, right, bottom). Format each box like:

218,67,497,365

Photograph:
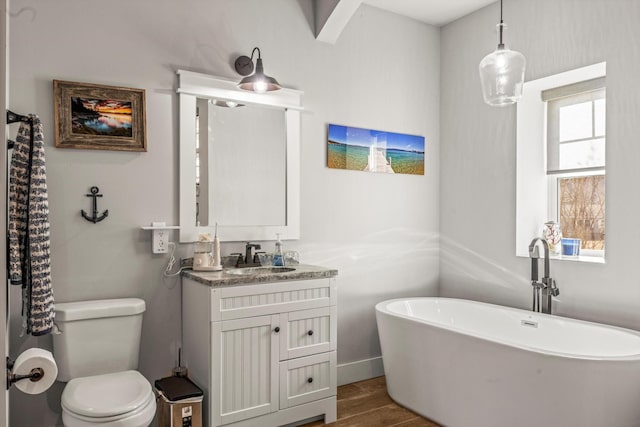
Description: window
515,62,606,262
544,78,606,255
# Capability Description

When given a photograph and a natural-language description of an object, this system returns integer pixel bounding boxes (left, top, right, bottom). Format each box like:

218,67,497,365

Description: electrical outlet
152,229,168,254
142,222,179,254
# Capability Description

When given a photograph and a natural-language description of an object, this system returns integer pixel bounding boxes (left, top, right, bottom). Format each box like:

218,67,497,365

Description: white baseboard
337,356,385,386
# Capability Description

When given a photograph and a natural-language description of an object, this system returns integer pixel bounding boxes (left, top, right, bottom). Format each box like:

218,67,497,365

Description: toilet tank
53,298,146,382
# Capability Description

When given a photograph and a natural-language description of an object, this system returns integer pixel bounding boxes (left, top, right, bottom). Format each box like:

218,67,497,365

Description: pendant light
234,47,281,93
479,0,526,106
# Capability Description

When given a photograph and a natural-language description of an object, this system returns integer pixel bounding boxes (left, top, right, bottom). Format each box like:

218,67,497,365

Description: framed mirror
177,70,303,242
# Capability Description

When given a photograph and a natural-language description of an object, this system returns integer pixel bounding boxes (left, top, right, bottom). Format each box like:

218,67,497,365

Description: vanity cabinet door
280,306,337,360
215,314,280,426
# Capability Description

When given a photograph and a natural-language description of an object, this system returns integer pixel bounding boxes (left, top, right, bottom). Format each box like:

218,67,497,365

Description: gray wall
8,1,440,425
440,0,640,327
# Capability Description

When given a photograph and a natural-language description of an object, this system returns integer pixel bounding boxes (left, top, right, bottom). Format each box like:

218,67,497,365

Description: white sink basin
224,266,296,276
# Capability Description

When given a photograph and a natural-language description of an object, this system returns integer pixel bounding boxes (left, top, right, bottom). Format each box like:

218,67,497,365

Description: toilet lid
61,370,152,418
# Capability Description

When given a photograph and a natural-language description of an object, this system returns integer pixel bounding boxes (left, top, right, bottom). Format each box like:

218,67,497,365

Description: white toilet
53,298,156,427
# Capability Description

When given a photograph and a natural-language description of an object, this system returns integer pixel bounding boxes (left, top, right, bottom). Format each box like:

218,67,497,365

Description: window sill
518,253,605,264
549,254,604,264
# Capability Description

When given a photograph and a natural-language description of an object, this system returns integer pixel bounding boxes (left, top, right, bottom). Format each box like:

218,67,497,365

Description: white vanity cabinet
182,276,337,427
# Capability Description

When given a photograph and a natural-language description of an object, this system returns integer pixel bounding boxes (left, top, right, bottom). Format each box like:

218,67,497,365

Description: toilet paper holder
5,357,45,390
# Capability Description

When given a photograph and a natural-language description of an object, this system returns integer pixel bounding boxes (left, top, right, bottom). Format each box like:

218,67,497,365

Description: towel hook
6,109,34,150
81,186,109,224
6,109,32,124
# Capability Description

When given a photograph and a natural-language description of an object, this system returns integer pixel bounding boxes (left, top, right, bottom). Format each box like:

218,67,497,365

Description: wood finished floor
300,376,441,427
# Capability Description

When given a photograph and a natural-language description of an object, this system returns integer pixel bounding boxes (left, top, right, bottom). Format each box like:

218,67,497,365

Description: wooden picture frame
53,80,146,152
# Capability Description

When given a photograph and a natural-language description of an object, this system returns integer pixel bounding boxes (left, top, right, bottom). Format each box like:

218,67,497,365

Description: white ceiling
362,0,496,26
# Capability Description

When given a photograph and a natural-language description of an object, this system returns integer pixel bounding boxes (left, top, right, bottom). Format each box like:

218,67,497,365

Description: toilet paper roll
12,348,57,395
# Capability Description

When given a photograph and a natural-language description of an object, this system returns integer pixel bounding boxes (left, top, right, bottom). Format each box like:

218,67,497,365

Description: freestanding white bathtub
375,297,640,427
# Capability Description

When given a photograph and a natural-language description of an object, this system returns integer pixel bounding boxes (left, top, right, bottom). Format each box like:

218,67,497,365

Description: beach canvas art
327,124,425,175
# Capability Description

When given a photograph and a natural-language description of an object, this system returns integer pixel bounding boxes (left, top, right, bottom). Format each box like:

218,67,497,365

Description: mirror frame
177,69,303,242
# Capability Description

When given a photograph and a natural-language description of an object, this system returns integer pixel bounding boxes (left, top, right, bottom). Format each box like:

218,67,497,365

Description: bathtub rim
375,297,640,362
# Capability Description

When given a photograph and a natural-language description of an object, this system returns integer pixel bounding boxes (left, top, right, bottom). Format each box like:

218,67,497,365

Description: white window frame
516,62,606,263
544,81,606,258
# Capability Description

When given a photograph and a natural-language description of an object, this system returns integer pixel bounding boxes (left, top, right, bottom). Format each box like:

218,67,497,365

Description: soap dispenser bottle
273,233,284,266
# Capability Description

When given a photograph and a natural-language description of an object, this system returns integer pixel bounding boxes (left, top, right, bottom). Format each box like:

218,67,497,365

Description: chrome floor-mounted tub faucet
528,237,560,314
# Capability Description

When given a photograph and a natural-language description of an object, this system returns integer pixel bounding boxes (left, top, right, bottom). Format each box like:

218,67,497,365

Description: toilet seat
61,370,156,427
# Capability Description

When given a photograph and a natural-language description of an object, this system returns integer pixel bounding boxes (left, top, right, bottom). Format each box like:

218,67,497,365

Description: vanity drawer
212,279,336,321
279,351,336,409
280,306,337,360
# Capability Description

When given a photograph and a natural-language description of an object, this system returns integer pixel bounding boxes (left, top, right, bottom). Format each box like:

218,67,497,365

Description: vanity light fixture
478,0,526,106
234,47,281,93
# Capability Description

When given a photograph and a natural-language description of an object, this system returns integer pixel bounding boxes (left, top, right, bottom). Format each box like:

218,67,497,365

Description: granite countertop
182,264,338,287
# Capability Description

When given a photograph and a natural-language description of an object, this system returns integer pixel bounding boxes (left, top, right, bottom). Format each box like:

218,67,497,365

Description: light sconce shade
234,47,281,93
479,0,526,106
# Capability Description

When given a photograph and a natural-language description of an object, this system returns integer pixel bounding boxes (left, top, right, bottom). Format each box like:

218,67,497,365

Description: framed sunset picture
53,80,146,151
327,124,425,175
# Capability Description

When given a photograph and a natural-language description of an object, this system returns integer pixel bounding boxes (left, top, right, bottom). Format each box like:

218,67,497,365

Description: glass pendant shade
479,23,526,106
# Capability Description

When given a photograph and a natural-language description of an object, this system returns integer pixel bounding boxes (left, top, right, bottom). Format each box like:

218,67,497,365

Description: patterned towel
8,114,54,336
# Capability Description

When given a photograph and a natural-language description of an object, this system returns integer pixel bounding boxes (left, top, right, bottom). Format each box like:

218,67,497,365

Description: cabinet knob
274,327,280,333
307,330,314,336
307,377,313,383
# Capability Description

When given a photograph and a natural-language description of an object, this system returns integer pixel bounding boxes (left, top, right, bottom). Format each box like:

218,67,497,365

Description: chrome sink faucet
528,237,560,314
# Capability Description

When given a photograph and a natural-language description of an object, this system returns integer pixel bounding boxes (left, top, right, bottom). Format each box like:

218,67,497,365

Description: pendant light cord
498,0,505,49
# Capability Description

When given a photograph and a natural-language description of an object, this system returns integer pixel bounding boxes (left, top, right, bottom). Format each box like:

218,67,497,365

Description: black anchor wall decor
81,186,109,224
